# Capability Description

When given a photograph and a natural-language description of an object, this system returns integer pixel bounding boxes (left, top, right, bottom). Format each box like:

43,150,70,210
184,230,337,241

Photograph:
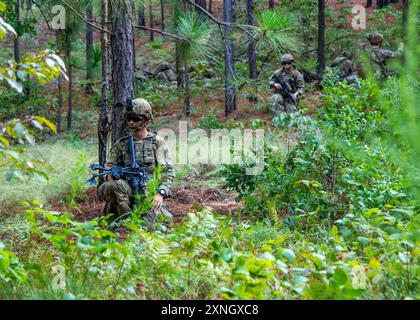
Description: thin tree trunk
247,0,256,80
195,0,206,12
224,0,236,115
57,75,63,132
402,0,409,42
66,30,73,130
268,0,274,9
149,3,154,41
110,0,135,143
176,40,184,87
138,2,145,26
55,29,63,132
99,0,110,167
208,0,213,12
85,4,94,93
160,0,165,30
174,1,183,87
317,0,325,74
14,0,21,80
184,56,190,116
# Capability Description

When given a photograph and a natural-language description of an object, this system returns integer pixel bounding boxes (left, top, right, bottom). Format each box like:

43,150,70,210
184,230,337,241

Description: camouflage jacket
369,45,402,76
105,131,175,196
330,56,355,78
269,67,305,95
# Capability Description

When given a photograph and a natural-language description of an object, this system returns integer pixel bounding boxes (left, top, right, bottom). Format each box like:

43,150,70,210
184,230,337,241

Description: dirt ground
48,182,238,225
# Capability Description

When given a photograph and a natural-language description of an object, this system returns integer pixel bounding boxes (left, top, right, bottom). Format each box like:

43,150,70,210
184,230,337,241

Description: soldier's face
282,62,292,70
127,116,148,131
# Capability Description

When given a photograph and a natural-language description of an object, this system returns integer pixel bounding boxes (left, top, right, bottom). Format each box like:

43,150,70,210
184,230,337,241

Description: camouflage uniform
269,55,304,115
98,100,175,224
366,32,402,78
330,51,360,88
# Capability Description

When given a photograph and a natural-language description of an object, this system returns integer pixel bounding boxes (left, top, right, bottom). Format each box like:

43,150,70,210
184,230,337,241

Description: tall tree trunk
247,0,256,80
138,2,145,26
85,4,94,93
149,3,154,41
110,0,135,143
268,0,274,9
66,30,73,130
366,0,373,7
55,30,63,132
14,0,21,80
174,1,183,87
195,0,206,12
224,0,236,116
208,0,213,12
176,40,184,87
99,0,110,167
57,75,63,132
402,0,409,42
184,56,190,116
160,0,165,30
317,0,325,74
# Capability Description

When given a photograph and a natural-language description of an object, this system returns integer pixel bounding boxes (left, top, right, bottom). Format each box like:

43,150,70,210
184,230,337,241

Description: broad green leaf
16,70,27,80
260,252,275,261
31,120,43,131
34,116,57,133
0,135,10,148
357,236,369,246
0,251,11,269
333,268,348,285
0,17,16,36
6,78,23,93
221,249,233,262
45,58,56,67
14,123,25,139
24,133,35,144
282,249,296,262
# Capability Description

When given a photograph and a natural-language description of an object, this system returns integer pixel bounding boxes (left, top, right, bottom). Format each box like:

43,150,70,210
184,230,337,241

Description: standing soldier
330,51,360,88
98,98,175,226
269,54,305,115
366,32,403,78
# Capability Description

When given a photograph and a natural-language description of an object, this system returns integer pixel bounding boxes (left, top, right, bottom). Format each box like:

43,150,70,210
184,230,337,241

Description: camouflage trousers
271,94,297,115
98,179,172,224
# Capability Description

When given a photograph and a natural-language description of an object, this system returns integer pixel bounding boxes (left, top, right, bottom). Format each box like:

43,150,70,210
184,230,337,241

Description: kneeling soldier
269,54,305,115
98,98,175,225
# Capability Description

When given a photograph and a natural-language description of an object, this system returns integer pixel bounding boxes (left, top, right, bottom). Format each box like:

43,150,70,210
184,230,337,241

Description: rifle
271,74,298,107
86,162,149,197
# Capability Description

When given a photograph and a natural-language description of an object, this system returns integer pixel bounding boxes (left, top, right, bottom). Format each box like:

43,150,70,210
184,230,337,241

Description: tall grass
0,141,96,212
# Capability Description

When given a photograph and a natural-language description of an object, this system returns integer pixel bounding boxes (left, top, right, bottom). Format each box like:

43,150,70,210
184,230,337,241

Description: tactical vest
274,70,298,93
118,132,159,175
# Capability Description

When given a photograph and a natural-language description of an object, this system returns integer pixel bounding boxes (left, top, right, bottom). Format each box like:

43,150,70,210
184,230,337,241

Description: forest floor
47,172,239,225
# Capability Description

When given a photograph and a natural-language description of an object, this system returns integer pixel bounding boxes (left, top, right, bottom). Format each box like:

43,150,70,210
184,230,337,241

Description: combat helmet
367,32,384,45
342,51,353,59
124,98,153,121
281,54,294,63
